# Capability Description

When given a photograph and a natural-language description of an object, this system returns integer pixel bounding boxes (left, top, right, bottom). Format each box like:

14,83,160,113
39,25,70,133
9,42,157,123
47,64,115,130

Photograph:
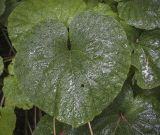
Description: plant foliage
0,0,160,134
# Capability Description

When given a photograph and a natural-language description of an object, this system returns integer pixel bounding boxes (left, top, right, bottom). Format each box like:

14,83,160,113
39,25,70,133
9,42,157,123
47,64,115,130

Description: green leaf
0,57,3,74
3,75,33,109
0,107,16,135
33,115,53,135
3,61,32,109
8,0,86,44
90,83,160,135
93,3,117,17
118,0,160,30
0,0,5,16
120,21,140,51
12,11,131,127
133,30,160,89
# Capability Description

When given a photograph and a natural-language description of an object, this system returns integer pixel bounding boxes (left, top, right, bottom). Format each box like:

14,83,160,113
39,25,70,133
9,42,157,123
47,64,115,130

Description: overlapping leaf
93,3,117,17
0,107,16,135
133,30,160,89
118,0,160,30
9,8,131,127
91,84,160,135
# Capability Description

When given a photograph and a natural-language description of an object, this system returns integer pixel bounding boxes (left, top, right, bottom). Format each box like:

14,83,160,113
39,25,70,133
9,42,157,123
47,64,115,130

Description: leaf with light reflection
133,30,160,89
33,82,160,135
118,0,160,30
9,10,131,127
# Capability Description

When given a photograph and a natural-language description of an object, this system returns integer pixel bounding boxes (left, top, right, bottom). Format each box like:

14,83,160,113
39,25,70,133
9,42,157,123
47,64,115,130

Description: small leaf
118,0,160,30
133,30,160,89
0,107,16,135
3,75,33,110
3,61,32,109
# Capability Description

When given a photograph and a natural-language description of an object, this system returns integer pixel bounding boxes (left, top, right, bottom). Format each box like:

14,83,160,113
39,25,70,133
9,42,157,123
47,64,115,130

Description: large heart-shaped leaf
132,30,160,89
9,10,131,127
118,0,160,30
0,0,5,16
0,107,16,135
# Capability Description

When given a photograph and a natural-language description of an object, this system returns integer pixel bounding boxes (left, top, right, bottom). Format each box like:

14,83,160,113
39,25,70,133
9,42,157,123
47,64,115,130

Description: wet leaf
118,0,160,30
133,30,160,89
10,11,131,127
0,107,16,135
33,82,160,135
91,83,160,135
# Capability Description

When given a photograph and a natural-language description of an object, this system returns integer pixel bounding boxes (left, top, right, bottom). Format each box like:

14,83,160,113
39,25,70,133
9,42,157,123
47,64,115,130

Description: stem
0,96,5,106
28,121,33,135
34,107,37,129
88,122,94,135
53,117,56,135
25,111,28,135
38,110,42,121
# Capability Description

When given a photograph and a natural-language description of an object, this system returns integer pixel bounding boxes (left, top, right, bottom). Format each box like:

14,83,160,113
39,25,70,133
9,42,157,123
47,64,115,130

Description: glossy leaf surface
118,0,160,30
133,30,160,89
33,83,160,135
11,10,131,127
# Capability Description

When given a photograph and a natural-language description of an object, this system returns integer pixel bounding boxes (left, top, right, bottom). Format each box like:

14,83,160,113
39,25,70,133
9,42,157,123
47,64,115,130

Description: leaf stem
88,122,94,135
53,117,56,135
25,111,28,135
34,107,37,129
0,96,5,106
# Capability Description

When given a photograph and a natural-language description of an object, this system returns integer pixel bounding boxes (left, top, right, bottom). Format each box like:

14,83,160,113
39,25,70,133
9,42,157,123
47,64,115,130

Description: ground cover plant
0,0,160,135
